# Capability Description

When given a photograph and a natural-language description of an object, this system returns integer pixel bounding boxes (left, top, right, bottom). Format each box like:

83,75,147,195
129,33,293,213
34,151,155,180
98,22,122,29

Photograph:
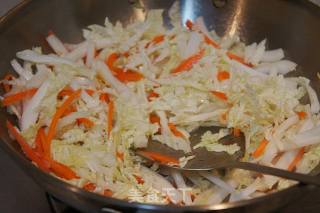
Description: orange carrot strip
115,70,144,83
133,175,145,184
186,19,193,30
34,127,44,155
296,111,307,120
123,51,130,57
149,114,160,125
2,88,38,106
38,127,50,158
151,34,165,44
61,105,77,117
211,91,228,101
149,114,161,133
50,160,79,180
46,90,81,157
227,52,253,67
116,151,124,161
105,52,144,82
85,89,95,96
7,121,79,180
204,35,220,49
147,91,160,101
217,70,230,81
252,138,269,158
107,100,114,139
83,182,96,191
2,74,15,93
58,87,74,98
137,150,179,165
233,128,241,137
99,93,110,103
171,49,205,74
76,118,94,128
184,19,220,49
288,148,305,171
6,121,51,172
145,34,165,48
168,123,185,138
105,52,120,73
103,189,113,196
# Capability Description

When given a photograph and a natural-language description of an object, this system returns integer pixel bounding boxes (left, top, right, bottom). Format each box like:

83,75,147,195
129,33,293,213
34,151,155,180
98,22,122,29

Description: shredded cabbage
4,1,320,206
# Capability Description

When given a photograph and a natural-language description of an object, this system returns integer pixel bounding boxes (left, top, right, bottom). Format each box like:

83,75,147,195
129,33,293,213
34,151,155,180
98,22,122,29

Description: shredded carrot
149,115,183,137
227,52,253,67
6,121,51,172
252,138,269,158
211,91,228,101
137,149,179,165
184,19,220,49
149,114,161,125
233,128,241,137
116,151,124,161
288,148,305,171
85,89,95,96
123,51,130,57
77,118,94,128
105,52,144,82
34,127,44,155
2,88,38,106
204,35,220,49
103,189,113,196
50,160,79,180
149,114,161,133
2,74,15,93
217,70,230,81
133,175,145,184
115,69,144,83
185,19,193,30
99,93,110,103
107,100,114,139
83,182,96,191
296,111,307,120
147,90,160,101
171,49,205,74
7,120,79,180
58,87,74,98
168,123,185,138
61,105,77,117
105,52,121,73
46,90,81,157
145,34,165,48
38,127,49,158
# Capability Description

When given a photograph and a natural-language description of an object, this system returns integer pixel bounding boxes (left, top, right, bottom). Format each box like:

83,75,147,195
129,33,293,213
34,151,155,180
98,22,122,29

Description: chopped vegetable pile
2,1,320,205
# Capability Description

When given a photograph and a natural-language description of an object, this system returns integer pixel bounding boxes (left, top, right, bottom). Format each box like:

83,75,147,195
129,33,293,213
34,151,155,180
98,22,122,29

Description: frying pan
1,0,320,212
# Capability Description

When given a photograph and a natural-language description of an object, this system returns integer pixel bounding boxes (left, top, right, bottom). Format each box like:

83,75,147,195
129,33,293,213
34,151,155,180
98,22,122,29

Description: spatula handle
231,161,320,186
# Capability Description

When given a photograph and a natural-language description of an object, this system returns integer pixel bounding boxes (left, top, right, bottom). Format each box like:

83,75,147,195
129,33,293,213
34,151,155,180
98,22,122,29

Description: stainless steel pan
1,0,320,212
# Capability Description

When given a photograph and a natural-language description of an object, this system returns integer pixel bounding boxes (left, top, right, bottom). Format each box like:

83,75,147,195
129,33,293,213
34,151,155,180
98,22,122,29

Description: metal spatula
137,126,320,186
